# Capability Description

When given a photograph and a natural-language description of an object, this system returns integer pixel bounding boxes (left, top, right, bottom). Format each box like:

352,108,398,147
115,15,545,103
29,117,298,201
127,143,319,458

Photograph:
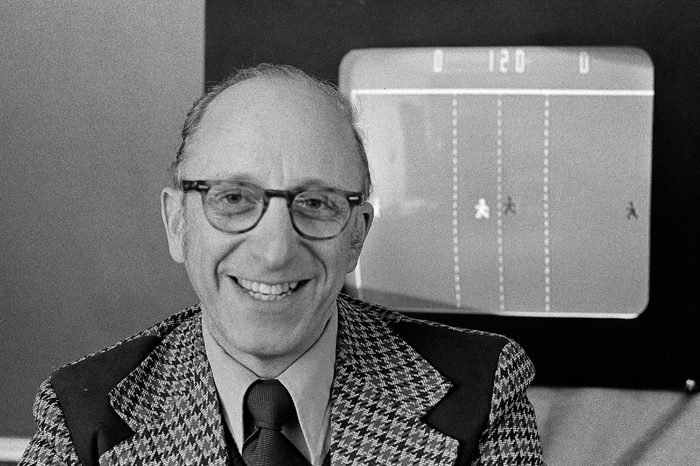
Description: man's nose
247,197,299,267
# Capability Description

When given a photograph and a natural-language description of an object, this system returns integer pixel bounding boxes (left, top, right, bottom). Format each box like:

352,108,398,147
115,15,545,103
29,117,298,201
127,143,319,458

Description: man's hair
171,63,372,198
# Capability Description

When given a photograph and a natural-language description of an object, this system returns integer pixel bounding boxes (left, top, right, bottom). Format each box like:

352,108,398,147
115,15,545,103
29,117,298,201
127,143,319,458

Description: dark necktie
242,379,310,466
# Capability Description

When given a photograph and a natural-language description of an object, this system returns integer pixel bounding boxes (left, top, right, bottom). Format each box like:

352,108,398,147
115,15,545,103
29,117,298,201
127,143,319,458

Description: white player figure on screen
475,198,490,219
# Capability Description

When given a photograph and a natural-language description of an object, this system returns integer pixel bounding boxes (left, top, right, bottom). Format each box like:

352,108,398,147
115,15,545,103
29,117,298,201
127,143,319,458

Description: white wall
0,0,204,438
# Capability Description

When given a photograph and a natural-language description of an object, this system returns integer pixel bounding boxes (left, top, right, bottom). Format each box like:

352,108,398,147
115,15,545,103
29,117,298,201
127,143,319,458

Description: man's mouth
234,277,303,301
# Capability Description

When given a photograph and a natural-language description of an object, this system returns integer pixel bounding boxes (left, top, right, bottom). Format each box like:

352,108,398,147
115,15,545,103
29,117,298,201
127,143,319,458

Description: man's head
161,64,374,375
171,64,372,199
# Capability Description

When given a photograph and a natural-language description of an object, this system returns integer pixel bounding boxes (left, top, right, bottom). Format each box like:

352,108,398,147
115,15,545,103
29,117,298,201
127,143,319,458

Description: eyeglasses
181,180,365,240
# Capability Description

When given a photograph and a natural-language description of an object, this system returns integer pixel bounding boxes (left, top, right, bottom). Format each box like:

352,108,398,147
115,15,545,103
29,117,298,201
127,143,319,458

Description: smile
235,277,301,301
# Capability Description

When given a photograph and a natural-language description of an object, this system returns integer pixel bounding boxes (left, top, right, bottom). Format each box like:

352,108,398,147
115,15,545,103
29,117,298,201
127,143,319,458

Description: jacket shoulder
48,306,200,466
338,293,511,375
337,294,531,464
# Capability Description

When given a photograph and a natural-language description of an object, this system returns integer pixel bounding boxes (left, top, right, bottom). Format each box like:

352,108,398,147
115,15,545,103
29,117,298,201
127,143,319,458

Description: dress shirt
202,306,338,466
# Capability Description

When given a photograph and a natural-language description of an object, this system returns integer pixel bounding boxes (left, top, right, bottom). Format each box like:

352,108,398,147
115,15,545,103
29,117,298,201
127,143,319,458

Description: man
21,64,543,465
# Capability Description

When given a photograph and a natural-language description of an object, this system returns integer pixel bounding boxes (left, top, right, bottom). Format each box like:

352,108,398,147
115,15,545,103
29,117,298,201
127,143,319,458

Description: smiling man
21,64,543,466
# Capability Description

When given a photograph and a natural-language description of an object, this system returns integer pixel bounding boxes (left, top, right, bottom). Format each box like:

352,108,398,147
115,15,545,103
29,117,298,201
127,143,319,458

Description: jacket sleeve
473,341,544,465
20,379,82,466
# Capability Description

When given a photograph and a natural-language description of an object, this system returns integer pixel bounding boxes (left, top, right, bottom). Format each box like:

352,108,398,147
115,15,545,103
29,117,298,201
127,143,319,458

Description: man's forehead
204,77,339,124
184,76,363,190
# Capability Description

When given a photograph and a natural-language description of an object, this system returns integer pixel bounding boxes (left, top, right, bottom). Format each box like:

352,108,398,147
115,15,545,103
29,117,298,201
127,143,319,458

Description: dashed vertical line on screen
451,97,462,308
543,96,552,312
496,97,505,312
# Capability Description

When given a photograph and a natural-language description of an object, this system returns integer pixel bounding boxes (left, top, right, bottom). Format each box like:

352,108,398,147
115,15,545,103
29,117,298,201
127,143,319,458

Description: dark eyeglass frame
180,179,365,240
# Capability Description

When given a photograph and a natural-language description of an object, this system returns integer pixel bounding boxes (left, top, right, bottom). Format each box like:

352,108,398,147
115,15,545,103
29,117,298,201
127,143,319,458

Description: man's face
162,78,372,370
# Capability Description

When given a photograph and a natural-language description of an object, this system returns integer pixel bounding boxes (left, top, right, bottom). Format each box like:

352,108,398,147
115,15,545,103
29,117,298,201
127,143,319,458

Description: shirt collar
202,304,337,465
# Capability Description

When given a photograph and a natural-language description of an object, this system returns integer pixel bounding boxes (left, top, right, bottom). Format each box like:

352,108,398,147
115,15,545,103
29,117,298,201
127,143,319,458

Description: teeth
269,283,287,294
237,278,301,300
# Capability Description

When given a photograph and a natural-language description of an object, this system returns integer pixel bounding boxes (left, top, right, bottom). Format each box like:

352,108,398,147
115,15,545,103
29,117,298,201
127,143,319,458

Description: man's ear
160,187,187,263
346,201,374,272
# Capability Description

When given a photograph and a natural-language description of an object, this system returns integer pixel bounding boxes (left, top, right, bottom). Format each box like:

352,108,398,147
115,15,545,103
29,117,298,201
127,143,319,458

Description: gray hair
171,64,372,198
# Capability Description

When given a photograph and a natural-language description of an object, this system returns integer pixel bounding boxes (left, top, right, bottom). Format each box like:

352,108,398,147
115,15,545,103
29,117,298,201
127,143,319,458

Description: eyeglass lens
203,183,352,239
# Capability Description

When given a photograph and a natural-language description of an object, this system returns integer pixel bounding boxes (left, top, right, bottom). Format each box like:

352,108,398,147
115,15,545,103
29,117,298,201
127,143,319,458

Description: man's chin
229,333,310,376
212,314,307,356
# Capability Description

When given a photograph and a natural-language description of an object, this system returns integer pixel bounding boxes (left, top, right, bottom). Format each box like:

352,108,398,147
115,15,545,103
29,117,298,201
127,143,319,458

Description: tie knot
244,380,295,431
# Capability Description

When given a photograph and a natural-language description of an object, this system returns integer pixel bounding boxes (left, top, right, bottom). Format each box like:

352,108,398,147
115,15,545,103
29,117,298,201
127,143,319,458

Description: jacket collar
105,313,231,465
104,298,458,465
330,296,459,465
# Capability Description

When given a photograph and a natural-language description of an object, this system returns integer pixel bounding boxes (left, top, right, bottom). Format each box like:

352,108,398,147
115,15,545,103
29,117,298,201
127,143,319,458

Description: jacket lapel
101,314,231,465
92,300,458,465
330,297,459,465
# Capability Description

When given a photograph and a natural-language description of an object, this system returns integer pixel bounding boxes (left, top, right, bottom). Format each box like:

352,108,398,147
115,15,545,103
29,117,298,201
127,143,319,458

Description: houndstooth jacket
21,294,543,465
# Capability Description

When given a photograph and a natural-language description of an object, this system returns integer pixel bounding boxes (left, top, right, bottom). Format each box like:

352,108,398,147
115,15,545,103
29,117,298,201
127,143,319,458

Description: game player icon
475,198,490,219
504,196,516,215
626,201,638,220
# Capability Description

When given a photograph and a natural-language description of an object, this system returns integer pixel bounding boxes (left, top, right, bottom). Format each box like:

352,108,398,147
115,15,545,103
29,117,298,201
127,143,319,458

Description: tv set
340,47,653,319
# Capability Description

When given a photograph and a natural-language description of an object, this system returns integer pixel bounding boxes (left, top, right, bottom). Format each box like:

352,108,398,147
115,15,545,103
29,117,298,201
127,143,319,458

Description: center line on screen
451,97,462,308
496,97,506,312
543,96,552,312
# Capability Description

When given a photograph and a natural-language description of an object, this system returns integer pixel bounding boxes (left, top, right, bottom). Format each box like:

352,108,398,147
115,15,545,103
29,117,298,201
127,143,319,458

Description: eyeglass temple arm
180,180,210,191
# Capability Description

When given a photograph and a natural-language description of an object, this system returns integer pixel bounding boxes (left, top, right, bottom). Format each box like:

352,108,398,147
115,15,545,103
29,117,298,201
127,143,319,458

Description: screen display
340,47,653,318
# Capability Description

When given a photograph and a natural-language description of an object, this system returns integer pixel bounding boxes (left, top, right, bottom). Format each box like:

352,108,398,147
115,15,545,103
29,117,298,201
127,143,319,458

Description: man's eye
299,198,327,209
296,196,335,211
294,193,348,220
212,188,253,202
220,192,244,204
210,189,259,212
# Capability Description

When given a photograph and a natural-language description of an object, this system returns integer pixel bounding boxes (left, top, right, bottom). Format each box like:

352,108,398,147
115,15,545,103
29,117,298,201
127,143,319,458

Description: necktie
242,380,310,466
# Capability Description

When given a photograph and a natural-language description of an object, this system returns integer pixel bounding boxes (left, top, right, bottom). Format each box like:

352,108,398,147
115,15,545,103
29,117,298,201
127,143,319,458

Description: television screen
340,47,653,318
